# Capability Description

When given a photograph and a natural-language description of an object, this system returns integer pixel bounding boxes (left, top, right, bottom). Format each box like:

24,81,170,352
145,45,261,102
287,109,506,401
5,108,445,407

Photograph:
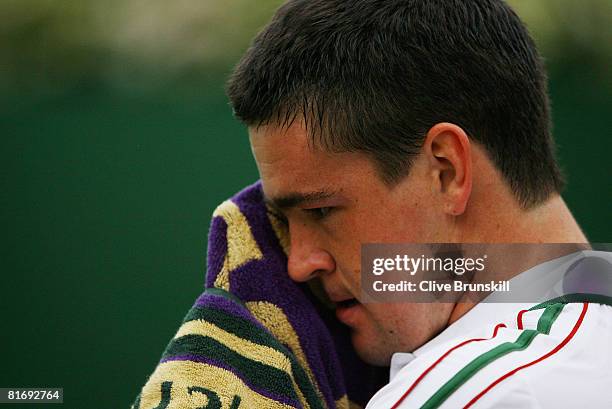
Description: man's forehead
250,124,352,191
249,121,384,208
249,122,319,156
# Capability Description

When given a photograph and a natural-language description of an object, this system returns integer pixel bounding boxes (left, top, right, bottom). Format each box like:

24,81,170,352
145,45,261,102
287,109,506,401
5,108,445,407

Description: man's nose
287,233,335,282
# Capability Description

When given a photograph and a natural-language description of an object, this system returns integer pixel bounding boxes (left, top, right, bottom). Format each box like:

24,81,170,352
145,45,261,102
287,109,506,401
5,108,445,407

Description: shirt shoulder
367,302,612,409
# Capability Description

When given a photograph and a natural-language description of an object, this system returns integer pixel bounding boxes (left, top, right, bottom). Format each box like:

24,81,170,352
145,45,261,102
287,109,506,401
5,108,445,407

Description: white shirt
366,250,612,409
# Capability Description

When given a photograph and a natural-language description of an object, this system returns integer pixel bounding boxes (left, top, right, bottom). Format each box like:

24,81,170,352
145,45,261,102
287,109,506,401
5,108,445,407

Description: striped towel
132,182,387,409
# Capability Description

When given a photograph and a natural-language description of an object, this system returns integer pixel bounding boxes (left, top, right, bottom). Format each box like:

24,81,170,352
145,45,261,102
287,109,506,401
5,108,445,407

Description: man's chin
350,331,394,367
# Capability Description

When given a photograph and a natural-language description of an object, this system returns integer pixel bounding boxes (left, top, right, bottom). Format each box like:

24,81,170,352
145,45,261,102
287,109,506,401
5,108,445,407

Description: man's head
227,0,565,364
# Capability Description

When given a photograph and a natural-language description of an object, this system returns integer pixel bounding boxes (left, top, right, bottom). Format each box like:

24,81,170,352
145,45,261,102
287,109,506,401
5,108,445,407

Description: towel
132,182,387,409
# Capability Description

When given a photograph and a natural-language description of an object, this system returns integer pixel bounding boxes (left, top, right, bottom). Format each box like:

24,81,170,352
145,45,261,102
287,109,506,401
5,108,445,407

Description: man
226,0,611,407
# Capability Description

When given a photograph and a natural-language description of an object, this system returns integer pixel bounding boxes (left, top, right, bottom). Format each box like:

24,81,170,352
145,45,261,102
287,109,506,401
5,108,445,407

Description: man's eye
303,207,333,220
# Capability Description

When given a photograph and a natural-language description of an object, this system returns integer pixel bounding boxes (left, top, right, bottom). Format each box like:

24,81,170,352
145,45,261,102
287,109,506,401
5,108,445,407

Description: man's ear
423,123,473,215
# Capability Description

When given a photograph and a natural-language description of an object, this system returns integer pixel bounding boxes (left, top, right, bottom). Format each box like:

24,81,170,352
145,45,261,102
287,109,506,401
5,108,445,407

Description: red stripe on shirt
517,309,529,330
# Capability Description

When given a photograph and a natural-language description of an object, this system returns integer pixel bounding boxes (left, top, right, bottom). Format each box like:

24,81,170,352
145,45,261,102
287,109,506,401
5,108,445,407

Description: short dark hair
227,0,564,208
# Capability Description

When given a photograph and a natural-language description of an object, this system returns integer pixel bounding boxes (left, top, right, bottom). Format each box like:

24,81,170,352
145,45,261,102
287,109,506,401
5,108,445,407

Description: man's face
249,122,454,365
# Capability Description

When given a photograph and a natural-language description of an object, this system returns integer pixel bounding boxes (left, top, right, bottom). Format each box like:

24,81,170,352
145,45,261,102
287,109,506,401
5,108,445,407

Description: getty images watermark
361,243,612,303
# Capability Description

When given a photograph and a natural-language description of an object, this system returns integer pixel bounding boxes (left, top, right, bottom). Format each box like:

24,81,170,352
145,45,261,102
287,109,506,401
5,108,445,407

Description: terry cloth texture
132,182,387,409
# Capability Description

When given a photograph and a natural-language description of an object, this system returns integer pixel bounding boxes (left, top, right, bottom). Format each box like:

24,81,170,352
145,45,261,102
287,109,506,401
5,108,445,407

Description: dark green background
1,60,611,408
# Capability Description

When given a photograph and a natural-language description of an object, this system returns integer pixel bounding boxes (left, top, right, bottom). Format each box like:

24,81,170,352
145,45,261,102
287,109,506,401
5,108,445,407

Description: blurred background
1,0,610,407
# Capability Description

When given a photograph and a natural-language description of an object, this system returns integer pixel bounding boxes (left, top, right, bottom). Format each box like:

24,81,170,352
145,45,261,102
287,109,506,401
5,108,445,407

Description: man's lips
335,298,359,309
334,297,360,325
321,285,361,324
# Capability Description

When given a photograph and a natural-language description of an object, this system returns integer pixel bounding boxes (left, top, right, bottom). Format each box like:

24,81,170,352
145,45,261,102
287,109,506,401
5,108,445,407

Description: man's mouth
334,297,360,325
336,298,359,309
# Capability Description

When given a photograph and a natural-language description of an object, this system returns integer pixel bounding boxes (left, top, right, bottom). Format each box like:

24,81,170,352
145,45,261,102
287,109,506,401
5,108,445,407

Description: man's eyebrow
264,190,337,210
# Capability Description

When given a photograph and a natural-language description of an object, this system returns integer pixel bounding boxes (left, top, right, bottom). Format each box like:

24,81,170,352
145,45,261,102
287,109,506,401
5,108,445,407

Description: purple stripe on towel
193,291,269,332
